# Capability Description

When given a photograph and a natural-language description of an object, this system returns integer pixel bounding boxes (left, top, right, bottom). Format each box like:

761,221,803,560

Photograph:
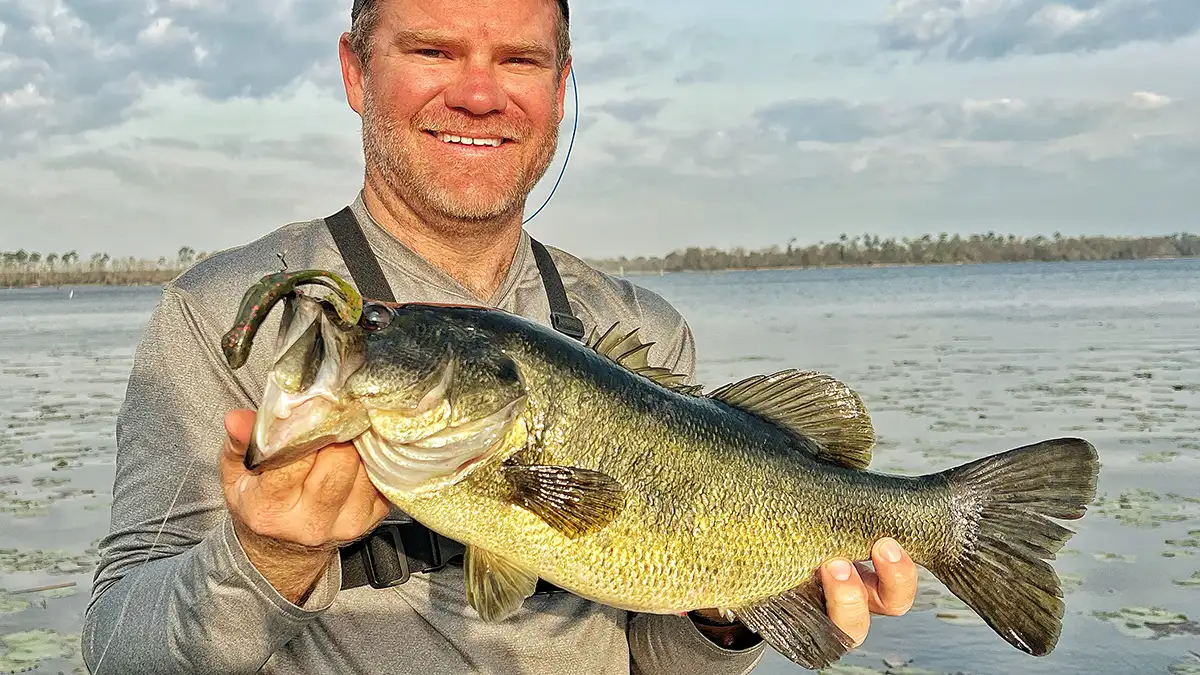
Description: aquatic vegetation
1091,607,1200,640
0,548,99,575
1164,533,1200,558
0,629,81,674
818,659,973,675
0,591,28,615
1168,653,1200,674
1139,451,1181,463
1091,489,1198,529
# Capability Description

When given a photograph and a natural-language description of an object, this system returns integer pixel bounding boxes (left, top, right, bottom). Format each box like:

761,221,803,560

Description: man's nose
443,62,509,116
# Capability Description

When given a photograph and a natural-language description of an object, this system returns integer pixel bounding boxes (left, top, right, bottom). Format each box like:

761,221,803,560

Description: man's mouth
427,131,506,147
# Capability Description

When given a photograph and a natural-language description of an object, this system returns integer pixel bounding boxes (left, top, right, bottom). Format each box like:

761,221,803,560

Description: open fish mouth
221,269,529,482
221,270,372,473
244,293,372,472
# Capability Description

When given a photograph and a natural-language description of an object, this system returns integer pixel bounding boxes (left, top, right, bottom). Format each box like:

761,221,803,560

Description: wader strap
322,205,578,594
530,238,586,340
325,206,396,302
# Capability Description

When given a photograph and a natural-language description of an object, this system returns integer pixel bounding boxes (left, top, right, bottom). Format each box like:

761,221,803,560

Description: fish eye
361,303,394,331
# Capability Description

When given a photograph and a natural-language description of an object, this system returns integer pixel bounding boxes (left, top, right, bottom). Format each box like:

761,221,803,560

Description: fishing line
523,66,578,225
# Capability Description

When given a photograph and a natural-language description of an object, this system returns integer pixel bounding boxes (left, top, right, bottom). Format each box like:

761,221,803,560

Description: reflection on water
2,259,1199,674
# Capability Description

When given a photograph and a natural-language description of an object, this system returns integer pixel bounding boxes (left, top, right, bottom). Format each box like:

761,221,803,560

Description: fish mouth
223,269,528,483
244,292,371,473
221,270,372,474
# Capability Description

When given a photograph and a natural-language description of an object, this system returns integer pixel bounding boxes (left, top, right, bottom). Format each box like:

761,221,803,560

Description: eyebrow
391,29,556,63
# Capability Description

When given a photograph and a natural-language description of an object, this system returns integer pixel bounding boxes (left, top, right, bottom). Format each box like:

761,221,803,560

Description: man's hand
818,537,917,646
690,538,917,650
220,408,391,605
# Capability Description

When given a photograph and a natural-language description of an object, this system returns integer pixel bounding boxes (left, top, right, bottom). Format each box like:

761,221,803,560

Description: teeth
436,132,503,147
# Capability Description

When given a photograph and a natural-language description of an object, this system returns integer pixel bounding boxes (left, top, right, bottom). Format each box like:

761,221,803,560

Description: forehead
373,0,561,33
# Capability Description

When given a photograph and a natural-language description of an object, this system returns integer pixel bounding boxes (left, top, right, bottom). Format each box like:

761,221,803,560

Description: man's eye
416,49,445,58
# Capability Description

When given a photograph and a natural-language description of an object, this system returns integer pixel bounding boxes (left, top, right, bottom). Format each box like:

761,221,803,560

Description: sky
1,0,1198,260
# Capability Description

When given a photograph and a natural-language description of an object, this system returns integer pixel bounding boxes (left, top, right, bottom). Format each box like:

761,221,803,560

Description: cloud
0,129,365,259
746,93,1189,147
877,0,1200,61
0,0,347,153
593,97,670,125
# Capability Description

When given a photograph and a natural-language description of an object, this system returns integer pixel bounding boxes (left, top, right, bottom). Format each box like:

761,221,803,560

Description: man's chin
416,189,526,224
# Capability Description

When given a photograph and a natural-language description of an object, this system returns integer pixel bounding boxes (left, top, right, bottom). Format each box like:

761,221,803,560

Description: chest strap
322,206,579,593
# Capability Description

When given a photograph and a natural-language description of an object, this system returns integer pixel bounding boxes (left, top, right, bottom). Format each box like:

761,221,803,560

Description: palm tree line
2,233,1197,287
0,247,211,287
584,232,1200,274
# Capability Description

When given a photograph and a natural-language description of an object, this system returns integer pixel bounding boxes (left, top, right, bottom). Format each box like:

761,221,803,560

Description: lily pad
1059,572,1084,594
1091,607,1200,640
934,609,986,627
1168,652,1200,675
1092,489,1199,529
0,629,76,673
0,591,28,615
820,666,884,675
1164,536,1200,558
1094,552,1136,563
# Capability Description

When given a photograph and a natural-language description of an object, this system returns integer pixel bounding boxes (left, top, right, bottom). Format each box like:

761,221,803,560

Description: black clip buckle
362,523,410,589
551,312,586,341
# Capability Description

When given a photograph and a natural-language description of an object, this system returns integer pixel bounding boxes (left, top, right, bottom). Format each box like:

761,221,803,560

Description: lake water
1,259,1198,674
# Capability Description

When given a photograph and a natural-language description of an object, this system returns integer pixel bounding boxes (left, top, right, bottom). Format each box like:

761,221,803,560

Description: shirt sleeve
81,285,343,674
624,314,767,674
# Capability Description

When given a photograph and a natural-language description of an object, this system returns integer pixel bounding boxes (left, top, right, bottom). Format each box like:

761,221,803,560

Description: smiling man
81,1,918,673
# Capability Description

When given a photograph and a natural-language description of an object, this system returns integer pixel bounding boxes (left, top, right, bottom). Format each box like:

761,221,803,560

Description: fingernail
827,559,852,581
881,539,902,563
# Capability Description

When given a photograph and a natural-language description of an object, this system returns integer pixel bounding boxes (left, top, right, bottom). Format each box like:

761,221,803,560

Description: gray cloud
0,0,346,153
572,46,675,84
593,97,670,125
750,95,1167,144
878,0,1200,61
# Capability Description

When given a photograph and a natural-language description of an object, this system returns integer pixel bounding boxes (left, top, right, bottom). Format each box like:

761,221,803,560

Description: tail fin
929,437,1099,657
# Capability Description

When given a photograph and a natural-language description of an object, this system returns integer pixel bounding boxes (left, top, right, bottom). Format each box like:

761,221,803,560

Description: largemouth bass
221,270,1100,671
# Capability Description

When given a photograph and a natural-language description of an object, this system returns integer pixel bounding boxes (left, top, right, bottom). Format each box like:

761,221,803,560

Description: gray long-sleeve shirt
81,195,767,675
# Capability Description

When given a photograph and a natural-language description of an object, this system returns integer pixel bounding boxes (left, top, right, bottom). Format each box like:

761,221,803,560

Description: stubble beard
360,84,561,228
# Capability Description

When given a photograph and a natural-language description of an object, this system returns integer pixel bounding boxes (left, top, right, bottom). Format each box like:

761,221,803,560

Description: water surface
1,260,1198,674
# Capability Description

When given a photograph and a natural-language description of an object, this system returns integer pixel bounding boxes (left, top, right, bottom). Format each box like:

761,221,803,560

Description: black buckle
362,524,410,589
551,312,585,341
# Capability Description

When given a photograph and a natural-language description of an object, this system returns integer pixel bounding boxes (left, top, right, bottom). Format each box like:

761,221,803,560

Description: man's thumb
224,409,256,448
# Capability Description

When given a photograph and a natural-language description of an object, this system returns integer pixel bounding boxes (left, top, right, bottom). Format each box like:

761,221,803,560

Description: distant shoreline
1,253,1195,289
0,270,181,289
596,254,1195,276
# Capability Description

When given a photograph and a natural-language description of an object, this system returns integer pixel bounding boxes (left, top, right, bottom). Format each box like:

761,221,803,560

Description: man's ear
556,57,572,124
340,33,366,116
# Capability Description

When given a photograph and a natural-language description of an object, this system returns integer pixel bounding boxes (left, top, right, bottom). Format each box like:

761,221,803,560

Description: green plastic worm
221,269,362,370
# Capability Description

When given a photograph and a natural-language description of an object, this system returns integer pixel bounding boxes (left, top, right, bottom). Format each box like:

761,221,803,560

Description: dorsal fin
586,323,704,395
707,370,875,470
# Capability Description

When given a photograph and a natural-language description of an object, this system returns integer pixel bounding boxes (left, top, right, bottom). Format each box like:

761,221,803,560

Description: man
81,0,918,672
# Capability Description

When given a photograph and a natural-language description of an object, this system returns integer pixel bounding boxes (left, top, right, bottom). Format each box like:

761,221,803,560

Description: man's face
341,0,569,225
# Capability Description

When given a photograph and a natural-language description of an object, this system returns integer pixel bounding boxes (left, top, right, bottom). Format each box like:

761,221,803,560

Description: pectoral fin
501,463,625,538
729,577,857,670
464,545,539,622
